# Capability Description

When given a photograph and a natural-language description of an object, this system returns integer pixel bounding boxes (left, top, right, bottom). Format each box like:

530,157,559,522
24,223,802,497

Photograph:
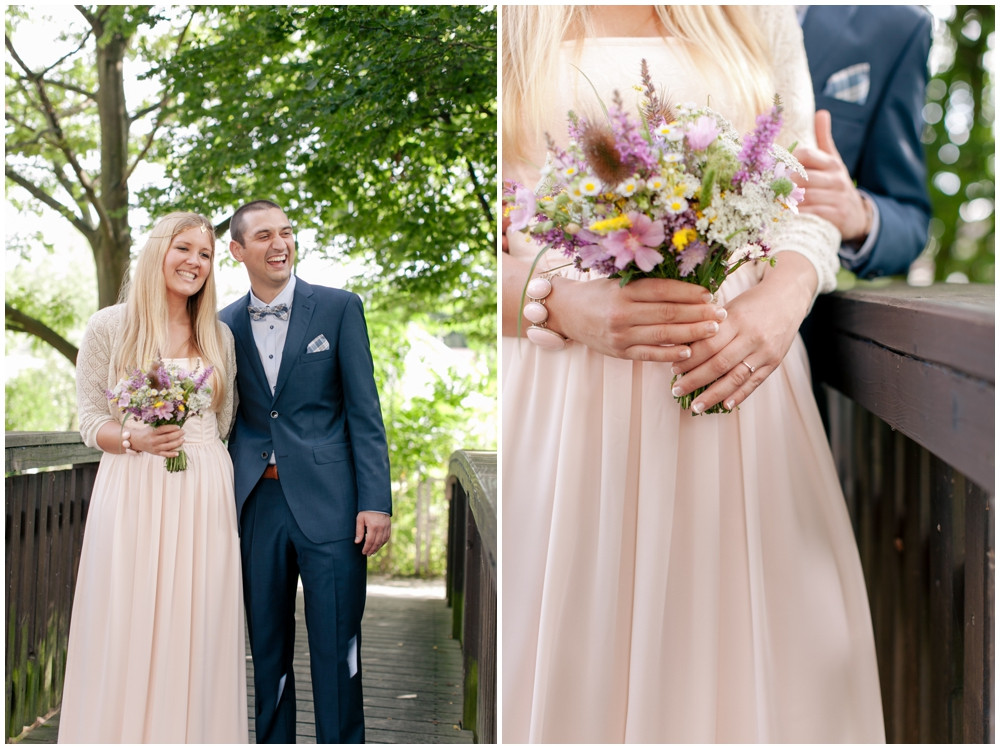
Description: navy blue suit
221,277,392,743
802,5,932,278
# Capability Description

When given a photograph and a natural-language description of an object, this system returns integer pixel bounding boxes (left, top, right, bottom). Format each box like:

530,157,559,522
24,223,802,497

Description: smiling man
219,199,392,744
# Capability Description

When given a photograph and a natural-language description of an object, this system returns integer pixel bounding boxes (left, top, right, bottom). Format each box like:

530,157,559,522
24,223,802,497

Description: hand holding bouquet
505,60,806,413
107,360,214,471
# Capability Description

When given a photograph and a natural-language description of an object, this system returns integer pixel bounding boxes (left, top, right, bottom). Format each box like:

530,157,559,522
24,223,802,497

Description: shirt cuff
838,190,880,269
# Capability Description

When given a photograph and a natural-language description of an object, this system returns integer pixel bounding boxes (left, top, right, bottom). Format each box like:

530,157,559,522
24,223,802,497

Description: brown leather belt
263,464,279,480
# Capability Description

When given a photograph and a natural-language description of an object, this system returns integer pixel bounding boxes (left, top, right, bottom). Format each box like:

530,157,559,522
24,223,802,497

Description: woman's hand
669,253,818,413
121,423,185,458
503,252,725,362
547,276,727,362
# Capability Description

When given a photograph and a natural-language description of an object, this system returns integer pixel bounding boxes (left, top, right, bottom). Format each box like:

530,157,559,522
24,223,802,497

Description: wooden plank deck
12,577,472,744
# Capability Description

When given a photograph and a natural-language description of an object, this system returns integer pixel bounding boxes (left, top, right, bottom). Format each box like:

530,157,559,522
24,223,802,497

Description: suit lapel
272,277,316,403
230,292,272,397
801,6,859,83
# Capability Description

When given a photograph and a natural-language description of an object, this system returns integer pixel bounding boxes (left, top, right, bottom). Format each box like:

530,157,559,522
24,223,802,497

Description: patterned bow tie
247,303,290,321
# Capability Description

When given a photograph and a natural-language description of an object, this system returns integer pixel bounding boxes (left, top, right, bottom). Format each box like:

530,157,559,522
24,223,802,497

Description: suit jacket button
261,452,268,459
270,410,279,419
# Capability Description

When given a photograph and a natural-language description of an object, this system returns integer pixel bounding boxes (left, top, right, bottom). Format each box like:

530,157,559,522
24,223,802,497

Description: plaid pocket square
823,62,871,105
306,334,330,353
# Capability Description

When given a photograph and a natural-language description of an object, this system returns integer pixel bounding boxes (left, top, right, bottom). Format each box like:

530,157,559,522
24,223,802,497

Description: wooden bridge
13,578,472,744
6,442,496,744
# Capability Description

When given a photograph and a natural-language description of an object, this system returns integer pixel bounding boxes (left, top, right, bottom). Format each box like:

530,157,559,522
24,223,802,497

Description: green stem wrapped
165,449,188,473
671,375,732,416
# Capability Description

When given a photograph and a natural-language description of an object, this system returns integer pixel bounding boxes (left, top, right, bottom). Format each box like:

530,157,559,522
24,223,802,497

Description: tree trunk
94,25,133,307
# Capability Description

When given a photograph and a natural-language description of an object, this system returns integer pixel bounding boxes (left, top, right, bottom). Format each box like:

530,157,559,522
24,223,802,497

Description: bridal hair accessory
741,360,756,374
524,274,568,351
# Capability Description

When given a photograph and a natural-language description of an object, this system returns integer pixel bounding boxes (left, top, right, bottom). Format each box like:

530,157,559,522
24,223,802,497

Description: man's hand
355,511,391,556
793,110,871,242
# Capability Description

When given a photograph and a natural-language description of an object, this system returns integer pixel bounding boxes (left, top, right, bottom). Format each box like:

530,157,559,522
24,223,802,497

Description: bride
501,5,885,743
58,212,247,743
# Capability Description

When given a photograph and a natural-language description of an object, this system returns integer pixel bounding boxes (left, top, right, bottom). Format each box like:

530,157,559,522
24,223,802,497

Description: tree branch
5,303,80,366
124,12,198,180
5,166,95,240
465,157,495,251
6,29,109,238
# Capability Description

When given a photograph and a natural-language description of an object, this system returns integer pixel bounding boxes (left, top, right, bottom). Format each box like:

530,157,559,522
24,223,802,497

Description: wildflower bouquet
107,360,214,472
505,61,806,414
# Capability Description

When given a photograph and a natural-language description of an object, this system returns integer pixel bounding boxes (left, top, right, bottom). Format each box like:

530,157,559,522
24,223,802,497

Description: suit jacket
802,5,932,278
220,277,392,544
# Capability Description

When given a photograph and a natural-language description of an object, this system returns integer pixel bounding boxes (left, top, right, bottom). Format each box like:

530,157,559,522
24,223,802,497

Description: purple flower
685,115,720,151
577,242,612,269
194,366,214,389
508,186,537,232
601,213,665,272
677,241,710,277
736,105,783,183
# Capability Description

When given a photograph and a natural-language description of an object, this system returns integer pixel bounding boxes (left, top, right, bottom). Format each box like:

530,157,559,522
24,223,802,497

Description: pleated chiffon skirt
58,413,248,743
501,264,885,743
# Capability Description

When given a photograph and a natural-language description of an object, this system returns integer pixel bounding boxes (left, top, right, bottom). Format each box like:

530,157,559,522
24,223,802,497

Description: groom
220,199,392,743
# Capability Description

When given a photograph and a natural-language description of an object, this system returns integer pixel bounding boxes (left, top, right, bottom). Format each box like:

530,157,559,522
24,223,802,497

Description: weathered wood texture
5,433,100,475
445,450,497,744
5,462,97,740
814,282,994,744
813,283,993,492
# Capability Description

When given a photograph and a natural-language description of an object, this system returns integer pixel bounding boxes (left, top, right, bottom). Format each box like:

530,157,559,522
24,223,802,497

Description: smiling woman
57,211,248,743
162,225,215,315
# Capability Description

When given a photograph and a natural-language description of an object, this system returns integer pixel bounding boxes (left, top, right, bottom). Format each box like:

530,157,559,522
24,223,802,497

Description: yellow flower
589,215,633,233
672,228,698,250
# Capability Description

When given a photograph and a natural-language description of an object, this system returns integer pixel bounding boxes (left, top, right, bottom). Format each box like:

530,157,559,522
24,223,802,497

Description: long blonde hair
113,212,229,410
502,5,774,166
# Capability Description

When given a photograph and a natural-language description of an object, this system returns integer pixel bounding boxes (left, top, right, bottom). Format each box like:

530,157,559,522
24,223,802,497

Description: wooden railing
445,450,497,744
811,282,994,744
5,433,101,740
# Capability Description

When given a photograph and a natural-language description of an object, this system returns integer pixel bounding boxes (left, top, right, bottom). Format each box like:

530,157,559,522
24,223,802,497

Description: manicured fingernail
671,365,681,375
672,386,684,397
691,402,705,414
706,321,719,333
702,292,713,303
725,399,736,410
679,348,691,359
715,308,728,321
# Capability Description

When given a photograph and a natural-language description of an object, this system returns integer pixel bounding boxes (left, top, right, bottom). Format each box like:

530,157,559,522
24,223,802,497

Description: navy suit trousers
240,477,367,744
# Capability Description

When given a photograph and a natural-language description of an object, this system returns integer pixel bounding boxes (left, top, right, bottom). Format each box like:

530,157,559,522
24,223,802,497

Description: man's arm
797,9,933,278
849,10,933,278
338,294,393,516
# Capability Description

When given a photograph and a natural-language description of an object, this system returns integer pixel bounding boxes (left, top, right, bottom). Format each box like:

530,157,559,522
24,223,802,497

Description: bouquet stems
671,375,731,415
165,449,188,473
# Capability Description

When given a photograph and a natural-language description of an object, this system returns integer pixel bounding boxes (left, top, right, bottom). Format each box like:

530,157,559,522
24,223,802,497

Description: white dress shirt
249,275,296,396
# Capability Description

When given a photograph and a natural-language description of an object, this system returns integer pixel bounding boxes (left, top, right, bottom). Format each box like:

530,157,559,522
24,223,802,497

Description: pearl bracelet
523,275,568,351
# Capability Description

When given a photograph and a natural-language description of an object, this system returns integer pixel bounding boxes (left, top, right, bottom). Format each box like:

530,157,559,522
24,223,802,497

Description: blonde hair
502,6,774,166
113,212,229,410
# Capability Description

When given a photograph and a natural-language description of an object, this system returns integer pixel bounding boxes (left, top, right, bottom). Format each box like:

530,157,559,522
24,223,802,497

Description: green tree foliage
5,5,201,359
366,311,496,576
923,6,995,282
151,5,497,337
5,5,498,577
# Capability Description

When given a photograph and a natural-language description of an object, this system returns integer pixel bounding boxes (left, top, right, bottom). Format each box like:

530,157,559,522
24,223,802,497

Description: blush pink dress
501,7,885,743
59,306,247,743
